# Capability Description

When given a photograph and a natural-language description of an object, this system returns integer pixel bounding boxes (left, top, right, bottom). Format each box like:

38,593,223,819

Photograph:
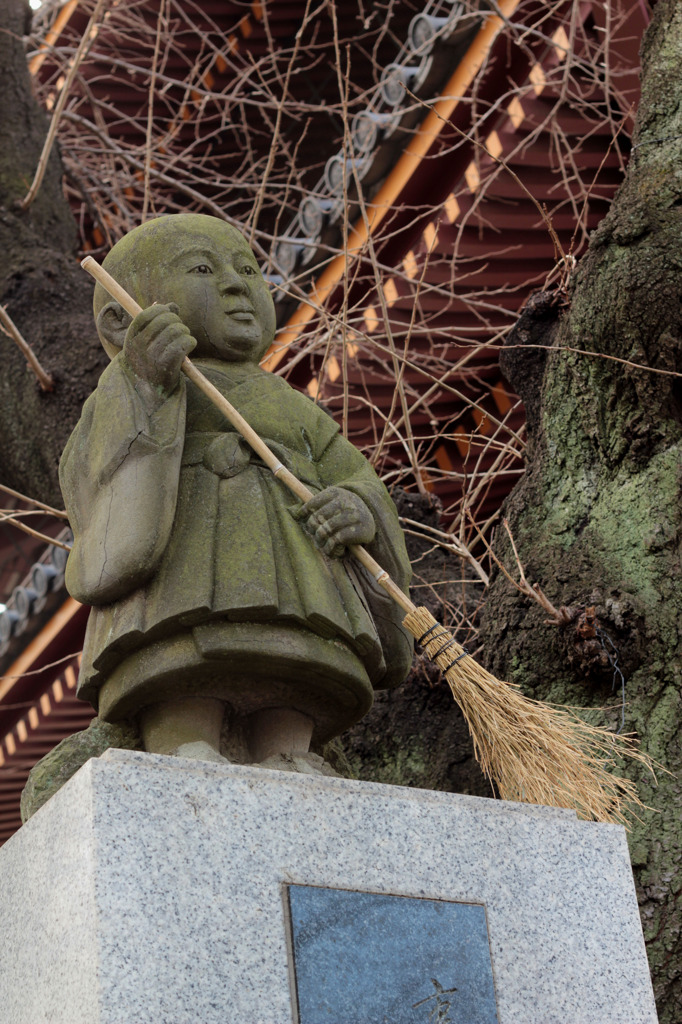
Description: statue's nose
219,266,248,294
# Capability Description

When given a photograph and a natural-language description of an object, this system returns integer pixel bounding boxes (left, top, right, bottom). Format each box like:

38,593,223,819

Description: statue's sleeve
314,426,411,593
314,424,414,687
59,356,186,606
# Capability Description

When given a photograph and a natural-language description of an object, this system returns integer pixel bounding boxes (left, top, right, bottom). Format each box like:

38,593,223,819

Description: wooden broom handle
81,256,415,615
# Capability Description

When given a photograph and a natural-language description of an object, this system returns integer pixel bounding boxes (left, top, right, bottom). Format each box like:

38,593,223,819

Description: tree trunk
481,3,682,1019
0,0,105,507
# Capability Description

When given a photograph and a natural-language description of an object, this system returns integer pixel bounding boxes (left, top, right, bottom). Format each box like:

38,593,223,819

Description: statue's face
149,221,276,363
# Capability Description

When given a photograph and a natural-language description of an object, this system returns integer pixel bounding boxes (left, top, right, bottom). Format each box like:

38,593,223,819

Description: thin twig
141,0,166,222
0,652,82,688
0,514,71,551
400,516,489,585
19,0,107,211
467,511,570,626
502,518,571,623
0,483,68,519
0,306,54,392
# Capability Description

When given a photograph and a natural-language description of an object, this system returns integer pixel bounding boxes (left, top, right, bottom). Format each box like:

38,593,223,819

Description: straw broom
81,256,654,824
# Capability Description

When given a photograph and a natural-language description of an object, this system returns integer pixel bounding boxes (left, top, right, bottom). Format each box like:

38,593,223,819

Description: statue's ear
96,300,132,359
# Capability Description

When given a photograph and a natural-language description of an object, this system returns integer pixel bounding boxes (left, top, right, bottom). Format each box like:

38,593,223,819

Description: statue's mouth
226,306,255,321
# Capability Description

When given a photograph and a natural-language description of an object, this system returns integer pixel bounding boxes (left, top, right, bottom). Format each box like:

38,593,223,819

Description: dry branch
20,0,107,212
0,484,67,518
0,512,71,551
0,306,54,392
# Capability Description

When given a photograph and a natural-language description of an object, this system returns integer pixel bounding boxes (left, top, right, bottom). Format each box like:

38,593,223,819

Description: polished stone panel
288,885,498,1024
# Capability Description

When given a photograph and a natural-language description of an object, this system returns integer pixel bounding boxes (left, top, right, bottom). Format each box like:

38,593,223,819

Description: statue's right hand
122,303,197,393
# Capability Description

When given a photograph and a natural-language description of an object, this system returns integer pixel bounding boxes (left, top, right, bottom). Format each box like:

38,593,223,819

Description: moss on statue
20,718,142,823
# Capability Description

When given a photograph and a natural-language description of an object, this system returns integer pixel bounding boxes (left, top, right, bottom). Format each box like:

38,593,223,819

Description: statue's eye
192,264,212,275
241,265,257,276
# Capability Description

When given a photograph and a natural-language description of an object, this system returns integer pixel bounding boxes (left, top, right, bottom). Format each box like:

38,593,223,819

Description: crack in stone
97,429,145,590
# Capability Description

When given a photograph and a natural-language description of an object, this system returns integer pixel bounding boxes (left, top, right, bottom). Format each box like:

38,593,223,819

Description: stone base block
0,749,657,1023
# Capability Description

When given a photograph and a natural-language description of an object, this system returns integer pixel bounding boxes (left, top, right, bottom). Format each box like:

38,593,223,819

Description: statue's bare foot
258,752,339,777
171,741,230,764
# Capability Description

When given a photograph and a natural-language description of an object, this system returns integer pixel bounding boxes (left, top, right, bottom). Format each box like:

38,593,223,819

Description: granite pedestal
0,748,657,1023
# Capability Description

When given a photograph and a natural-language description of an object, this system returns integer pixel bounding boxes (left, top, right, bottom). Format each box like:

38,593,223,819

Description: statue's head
94,214,277,364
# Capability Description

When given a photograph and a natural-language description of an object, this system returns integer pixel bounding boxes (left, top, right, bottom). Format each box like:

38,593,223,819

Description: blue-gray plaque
287,885,499,1024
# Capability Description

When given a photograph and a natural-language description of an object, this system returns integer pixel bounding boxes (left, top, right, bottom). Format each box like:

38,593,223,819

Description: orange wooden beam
262,0,522,372
29,0,80,76
0,597,82,703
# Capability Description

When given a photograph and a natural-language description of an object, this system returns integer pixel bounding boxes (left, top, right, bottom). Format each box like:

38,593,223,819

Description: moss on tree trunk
481,3,682,1019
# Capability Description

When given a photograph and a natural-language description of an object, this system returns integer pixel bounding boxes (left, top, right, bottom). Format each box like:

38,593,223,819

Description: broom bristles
403,606,656,825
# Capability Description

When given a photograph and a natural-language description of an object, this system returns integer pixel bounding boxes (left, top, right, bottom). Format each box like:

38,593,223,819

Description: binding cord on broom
416,621,470,673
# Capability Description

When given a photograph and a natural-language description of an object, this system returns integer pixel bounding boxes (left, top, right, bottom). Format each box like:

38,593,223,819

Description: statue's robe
60,357,413,740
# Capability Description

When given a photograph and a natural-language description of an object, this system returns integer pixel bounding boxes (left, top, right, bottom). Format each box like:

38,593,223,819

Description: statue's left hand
296,487,376,557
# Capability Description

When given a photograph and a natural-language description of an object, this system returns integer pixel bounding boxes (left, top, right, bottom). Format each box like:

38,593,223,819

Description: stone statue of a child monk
60,213,413,773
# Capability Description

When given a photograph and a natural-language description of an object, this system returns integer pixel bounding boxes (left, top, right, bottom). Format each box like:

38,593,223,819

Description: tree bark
481,2,682,1019
0,0,105,507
